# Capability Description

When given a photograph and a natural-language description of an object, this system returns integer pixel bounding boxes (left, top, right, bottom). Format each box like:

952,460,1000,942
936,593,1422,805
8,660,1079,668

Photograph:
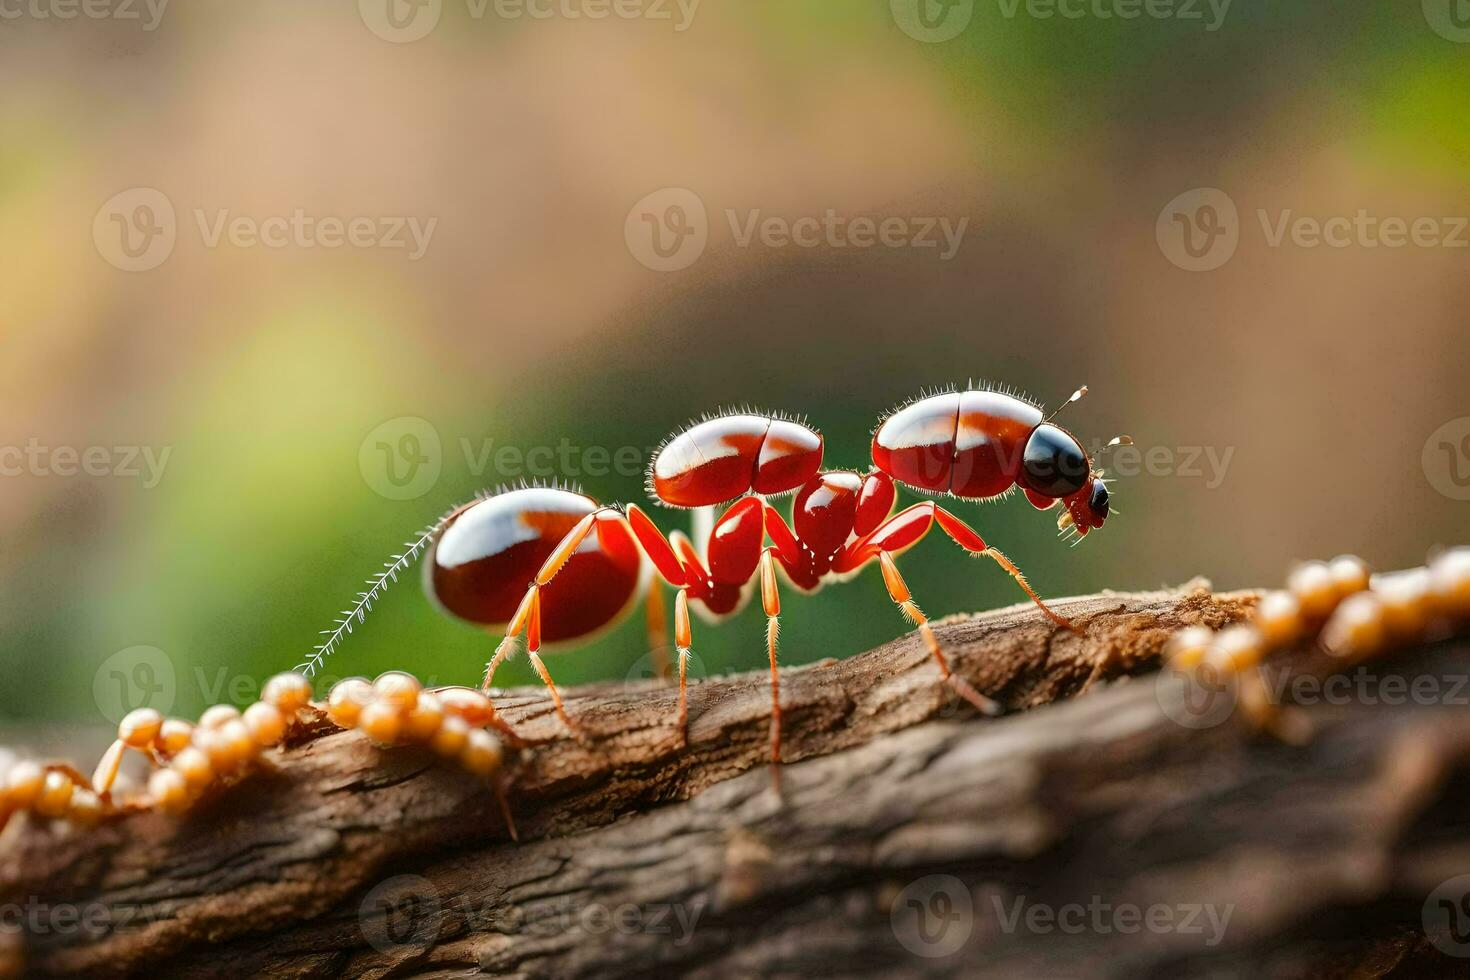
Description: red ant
301,383,1129,773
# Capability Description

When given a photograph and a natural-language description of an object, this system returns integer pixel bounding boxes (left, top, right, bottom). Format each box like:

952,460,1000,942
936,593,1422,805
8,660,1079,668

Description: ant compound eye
1089,480,1110,521
1019,423,1088,498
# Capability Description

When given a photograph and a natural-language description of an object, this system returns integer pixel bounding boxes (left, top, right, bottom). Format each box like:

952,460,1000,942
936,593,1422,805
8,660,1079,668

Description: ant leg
645,582,671,681
674,587,693,742
931,506,1080,633
623,503,706,746
507,586,580,737
759,548,784,782
91,739,128,796
876,551,1003,716
483,509,610,736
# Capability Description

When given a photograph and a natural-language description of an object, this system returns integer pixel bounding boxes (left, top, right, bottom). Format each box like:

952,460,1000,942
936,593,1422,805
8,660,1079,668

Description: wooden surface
4,585,1469,978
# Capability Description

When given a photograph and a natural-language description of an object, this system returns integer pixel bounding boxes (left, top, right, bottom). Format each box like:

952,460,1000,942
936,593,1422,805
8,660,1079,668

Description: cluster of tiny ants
1166,547,1470,735
0,382,1466,834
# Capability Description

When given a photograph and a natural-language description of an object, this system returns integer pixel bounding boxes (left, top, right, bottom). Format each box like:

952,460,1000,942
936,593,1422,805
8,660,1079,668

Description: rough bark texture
3,585,1469,978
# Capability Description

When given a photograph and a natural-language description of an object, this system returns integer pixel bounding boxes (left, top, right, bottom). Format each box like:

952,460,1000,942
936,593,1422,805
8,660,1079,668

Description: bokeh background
1,1,1467,750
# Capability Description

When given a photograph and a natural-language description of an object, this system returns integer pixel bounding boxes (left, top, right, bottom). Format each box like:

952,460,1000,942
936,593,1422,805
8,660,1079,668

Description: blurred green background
1,1,1467,750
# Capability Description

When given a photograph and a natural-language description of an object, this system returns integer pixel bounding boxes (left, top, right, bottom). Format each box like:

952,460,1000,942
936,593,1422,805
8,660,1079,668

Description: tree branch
5,585,1468,977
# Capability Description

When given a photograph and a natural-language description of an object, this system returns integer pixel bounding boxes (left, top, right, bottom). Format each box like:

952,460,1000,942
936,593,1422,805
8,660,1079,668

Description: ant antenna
1044,385,1088,424
293,512,452,678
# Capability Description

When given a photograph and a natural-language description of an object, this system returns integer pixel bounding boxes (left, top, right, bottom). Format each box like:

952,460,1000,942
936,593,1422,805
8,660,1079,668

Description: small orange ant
300,383,1131,772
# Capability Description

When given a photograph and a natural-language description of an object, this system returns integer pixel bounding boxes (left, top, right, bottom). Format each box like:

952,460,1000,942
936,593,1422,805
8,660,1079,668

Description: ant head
1016,385,1129,541
1024,434,1130,541
1017,423,1090,501
1056,477,1110,539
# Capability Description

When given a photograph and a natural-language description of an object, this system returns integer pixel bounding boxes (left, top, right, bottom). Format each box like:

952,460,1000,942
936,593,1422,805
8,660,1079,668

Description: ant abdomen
650,413,823,508
873,389,1043,499
424,487,642,644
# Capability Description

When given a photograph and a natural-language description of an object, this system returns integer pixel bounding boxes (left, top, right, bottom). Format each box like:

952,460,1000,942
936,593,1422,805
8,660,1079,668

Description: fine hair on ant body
300,382,1131,776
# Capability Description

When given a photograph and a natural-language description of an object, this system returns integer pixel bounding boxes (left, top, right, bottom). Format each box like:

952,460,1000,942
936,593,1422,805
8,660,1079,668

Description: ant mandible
301,382,1130,773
